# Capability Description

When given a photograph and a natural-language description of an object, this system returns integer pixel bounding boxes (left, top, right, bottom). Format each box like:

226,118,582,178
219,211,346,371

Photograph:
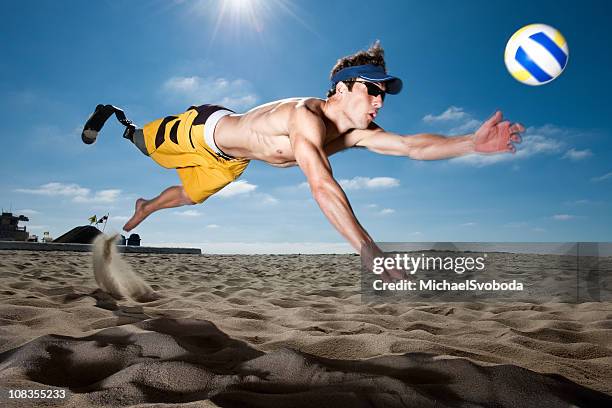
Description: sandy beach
1,249,611,407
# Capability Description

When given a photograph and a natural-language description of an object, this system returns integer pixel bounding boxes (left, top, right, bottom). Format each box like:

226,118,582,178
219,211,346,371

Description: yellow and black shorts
138,105,249,204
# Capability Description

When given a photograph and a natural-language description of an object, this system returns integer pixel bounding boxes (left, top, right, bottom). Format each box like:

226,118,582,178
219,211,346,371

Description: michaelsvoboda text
373,279,524,292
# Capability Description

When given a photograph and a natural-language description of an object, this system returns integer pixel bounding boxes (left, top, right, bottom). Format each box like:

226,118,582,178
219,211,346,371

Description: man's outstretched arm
354,111,524,160
289,107,374,252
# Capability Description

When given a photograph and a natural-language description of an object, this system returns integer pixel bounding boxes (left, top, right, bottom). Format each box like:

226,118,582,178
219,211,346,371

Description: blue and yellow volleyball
504,24,569,86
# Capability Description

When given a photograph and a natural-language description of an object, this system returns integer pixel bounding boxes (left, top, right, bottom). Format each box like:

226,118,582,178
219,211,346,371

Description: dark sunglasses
353,80,386,100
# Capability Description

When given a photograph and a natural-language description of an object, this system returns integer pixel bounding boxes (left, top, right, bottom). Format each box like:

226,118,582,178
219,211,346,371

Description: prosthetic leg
81,104,136,144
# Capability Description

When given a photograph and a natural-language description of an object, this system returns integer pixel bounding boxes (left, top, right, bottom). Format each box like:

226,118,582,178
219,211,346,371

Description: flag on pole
96,215,108,224
99,213,110,232
88,215,97,225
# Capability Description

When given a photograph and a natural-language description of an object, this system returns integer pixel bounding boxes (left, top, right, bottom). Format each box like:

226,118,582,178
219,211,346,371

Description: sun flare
218,0,269,33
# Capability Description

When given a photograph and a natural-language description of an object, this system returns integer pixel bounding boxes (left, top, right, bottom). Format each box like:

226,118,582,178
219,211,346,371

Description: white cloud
257,193,279,205
175,209,202,217
216,180,257,198
591,171,612,182
338,176,400,190
423,106,467,123
110,215,130,222
552,214,574,221
449,119,481,135
504,221,528,228
16,182,89,197
532,124,572,138
460,222,476,227
206,224,220,229
520,132,566,155
164,76,199,93
562,148,593,161
299,177,400,192
563,199,591,206
15,183,121,203
423,106,486,136
162,76,258,110
73,189,121,203
364,203,395,215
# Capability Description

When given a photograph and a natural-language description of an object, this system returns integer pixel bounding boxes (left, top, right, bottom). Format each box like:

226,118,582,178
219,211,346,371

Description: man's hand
474,111,524,154
361,242,407,283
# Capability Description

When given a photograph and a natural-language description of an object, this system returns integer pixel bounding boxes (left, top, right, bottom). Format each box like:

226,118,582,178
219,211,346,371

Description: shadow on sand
1,317,611,407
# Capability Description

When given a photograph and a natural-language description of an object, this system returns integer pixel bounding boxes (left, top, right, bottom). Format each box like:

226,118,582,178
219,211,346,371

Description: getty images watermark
370,252,524,292
361,242,612,303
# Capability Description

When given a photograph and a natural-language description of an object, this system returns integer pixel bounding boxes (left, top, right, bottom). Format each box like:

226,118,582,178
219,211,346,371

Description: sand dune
1,250,611,407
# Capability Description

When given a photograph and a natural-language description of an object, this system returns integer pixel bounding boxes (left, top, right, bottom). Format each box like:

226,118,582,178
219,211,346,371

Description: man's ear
336,81,348,95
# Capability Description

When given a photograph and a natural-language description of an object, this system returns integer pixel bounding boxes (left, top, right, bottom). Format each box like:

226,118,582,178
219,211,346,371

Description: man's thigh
176,166,235,204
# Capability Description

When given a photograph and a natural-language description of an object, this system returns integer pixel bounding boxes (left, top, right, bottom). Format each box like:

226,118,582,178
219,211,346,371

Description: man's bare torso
214,98,358,166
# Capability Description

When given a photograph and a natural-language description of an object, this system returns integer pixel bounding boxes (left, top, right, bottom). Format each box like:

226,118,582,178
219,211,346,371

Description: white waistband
204,109,232,157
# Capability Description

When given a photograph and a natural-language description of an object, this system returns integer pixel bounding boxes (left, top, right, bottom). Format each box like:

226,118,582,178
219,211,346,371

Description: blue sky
1,0,611,253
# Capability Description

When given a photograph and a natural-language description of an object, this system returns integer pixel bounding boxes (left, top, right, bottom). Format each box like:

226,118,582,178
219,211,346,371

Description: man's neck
322,99,354,136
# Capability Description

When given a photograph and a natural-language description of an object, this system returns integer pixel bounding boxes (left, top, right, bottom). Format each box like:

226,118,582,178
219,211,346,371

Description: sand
0,249,611,407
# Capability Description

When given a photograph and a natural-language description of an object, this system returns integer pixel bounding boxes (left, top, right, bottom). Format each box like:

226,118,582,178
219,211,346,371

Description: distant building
127,233,141,246
0,212,30,241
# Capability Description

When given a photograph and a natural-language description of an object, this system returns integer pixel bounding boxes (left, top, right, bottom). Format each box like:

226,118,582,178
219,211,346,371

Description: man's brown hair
327,41,387,97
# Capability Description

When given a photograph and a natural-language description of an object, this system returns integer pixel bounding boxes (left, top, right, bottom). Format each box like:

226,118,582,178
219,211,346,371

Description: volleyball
504,24,568,86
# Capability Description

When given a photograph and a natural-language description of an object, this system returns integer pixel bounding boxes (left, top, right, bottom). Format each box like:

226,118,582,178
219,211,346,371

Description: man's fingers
381,268,405,283
485,110,503,126
381,271,395,283
510,122,525,134
507,143,517,154
499,120,511,132
510,134,522,143
388,268,405,280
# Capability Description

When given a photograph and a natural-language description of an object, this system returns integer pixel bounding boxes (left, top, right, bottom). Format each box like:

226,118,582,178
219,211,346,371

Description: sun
183,0,315,45
224,0,256,13
216,0,270,34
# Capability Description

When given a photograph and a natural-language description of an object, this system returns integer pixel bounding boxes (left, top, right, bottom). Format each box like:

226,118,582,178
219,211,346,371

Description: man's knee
179,186,197,205
131,129,149,156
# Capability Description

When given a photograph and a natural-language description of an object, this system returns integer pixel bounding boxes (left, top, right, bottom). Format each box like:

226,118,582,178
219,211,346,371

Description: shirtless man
82,42,523,254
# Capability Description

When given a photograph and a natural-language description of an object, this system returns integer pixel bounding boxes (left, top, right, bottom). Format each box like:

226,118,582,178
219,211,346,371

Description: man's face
342,80,386,129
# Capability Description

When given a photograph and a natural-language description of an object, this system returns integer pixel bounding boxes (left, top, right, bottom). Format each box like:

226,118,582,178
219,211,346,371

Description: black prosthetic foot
81,104,136,144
